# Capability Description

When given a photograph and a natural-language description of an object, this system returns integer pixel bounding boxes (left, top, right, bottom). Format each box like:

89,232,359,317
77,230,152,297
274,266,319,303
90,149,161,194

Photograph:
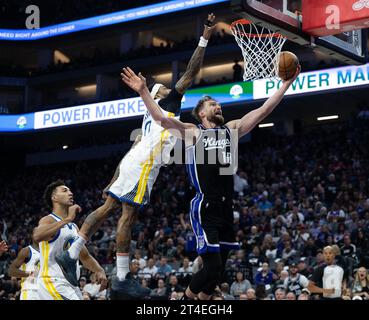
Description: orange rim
230,19,285,39
230,19,252,28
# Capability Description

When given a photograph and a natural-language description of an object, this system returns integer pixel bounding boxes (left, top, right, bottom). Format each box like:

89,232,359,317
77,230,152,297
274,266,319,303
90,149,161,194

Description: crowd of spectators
0,29,234,78
0,117,368,300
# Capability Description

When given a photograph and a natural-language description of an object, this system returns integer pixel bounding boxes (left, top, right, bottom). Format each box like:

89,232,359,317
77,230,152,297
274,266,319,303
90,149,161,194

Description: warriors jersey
38,213,81,300
20,245,40,300
109,88,183,206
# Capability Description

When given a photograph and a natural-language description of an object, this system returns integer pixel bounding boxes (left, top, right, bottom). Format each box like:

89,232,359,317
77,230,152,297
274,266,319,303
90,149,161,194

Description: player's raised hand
203,13,216,40
0,240,8,255
283,64,301,85
95,270,108,291
66,204,81,223
121,67,147,93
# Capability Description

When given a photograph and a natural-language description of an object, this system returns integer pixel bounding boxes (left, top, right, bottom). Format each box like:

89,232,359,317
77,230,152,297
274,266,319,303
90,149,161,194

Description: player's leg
78,194,120,242
218,200,240,282
115,202,137,281
38,281,56,300
111,203,151,299
184,252,222,300
219,248,230,283
196,249,230,299
55,194,119,286
52,281,83,300
112,161,157,281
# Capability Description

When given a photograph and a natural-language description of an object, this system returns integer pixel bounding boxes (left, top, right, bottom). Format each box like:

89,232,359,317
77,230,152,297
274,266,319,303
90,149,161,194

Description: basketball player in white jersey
8,241,40,300
56,14,217,297
33,180,107,300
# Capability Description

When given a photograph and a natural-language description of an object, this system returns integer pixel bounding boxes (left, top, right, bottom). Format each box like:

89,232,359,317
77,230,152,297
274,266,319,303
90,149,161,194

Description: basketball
278,51,299,81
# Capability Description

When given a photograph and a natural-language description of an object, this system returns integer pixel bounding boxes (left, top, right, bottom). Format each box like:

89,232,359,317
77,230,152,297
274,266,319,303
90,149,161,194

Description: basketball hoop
230,19,287,81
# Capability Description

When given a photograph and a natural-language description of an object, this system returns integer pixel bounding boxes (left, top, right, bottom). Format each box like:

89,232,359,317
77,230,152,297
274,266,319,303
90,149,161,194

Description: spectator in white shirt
140,258,158,279
287,206,304,225
234,171,248,196
230,271,252,297
133,249,146,270
178,257,193,277
83,273,107,300
327,202,346,222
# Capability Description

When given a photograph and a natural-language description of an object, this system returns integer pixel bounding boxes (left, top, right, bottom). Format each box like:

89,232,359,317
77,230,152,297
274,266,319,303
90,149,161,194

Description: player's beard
209,114,224,126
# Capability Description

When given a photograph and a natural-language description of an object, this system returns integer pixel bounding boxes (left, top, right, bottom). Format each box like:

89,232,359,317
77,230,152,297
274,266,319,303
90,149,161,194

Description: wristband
198,36,208,47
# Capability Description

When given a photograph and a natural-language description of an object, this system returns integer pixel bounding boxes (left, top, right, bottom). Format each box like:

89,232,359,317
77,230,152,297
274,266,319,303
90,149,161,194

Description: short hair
331,244,341,255
275,288,286,294
43,179,65,210
220,282,230,292
323,246,335,255
192,95,214,122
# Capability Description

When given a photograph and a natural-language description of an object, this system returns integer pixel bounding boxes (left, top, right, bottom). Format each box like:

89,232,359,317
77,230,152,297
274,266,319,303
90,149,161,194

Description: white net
231,19,287,81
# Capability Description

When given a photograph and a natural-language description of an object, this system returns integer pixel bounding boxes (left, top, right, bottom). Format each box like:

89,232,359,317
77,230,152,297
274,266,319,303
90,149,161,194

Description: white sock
116,255,130,281
68,235,87,260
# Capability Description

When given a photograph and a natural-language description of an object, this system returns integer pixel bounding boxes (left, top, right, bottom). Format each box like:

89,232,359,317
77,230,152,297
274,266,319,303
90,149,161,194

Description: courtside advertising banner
34,97,147,129
2,64,369,132
253,63,369,99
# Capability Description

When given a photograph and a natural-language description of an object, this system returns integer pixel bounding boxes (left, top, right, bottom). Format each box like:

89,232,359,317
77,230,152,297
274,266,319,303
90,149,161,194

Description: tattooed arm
175,13,216,94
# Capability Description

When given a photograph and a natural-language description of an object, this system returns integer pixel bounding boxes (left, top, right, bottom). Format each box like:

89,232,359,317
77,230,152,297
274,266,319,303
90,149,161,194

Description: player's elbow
32,229,42,243
151,113,165,125
8,263,19,278
156,117,171,130
78,248,89,263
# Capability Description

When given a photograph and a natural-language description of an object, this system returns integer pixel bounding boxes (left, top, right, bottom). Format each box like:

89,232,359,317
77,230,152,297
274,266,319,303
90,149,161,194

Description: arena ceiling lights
317,115,339,121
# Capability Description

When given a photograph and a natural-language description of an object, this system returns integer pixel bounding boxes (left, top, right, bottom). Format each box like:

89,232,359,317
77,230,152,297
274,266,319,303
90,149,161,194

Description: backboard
231,0,368,64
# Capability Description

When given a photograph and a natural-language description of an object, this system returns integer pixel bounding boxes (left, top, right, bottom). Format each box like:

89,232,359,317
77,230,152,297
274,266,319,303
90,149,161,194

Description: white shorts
108,152,161,206
20,289,39,300
38,277,82,300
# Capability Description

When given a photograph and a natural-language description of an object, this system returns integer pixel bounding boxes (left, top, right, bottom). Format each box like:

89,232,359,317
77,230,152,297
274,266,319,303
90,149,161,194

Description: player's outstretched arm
227,65,301,138
121,67,198,141
79,246,107,291
8,247,32,278
175,13,216,94
33,205,81,242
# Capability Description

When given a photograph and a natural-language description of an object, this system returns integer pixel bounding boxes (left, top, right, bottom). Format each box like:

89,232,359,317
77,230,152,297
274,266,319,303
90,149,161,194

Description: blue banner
3,63,369,133
0,0,228,41
0,114,35,132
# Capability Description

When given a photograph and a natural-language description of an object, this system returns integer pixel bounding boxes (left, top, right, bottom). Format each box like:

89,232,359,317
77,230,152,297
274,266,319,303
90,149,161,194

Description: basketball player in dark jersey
121,64,300,299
